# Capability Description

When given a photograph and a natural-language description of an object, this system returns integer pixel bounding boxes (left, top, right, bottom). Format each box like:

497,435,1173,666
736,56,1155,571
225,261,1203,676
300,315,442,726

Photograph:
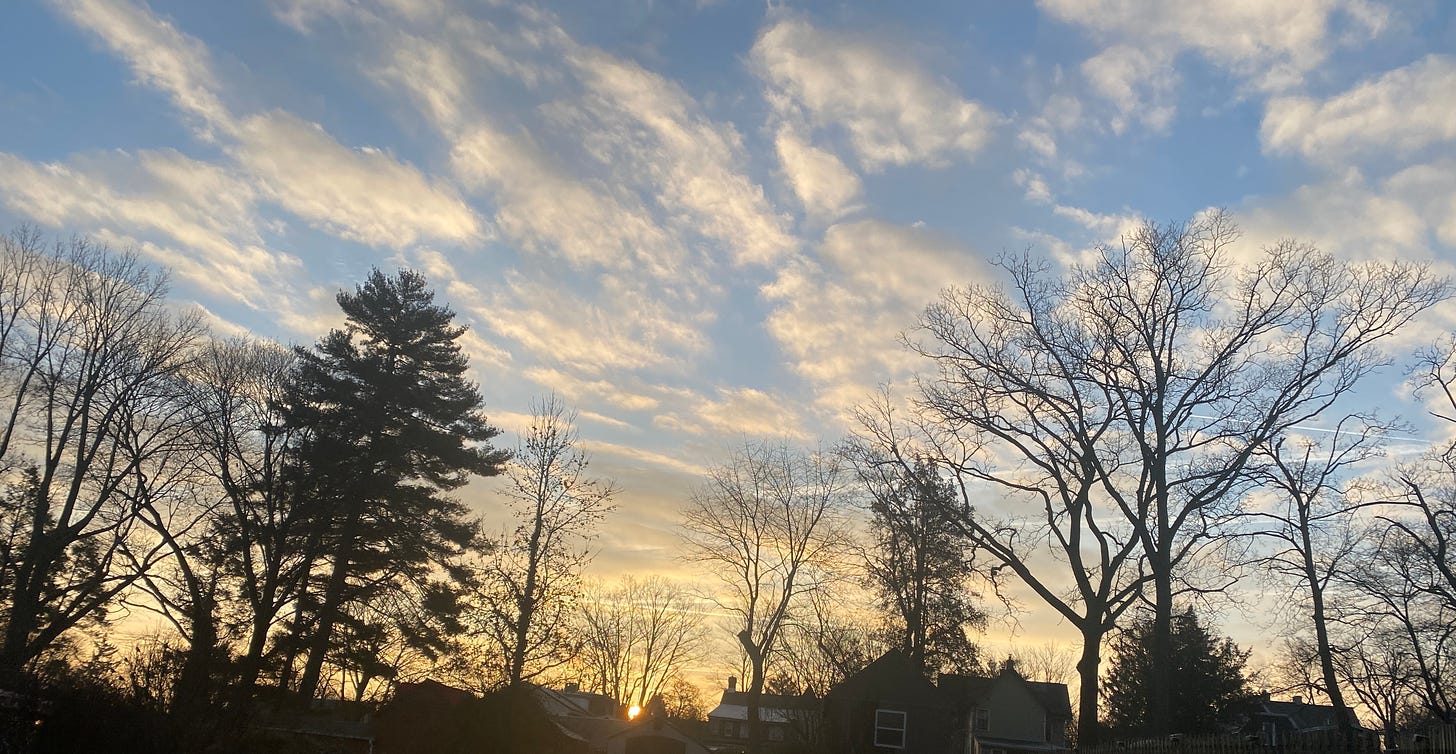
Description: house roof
939,667,1073,717
708,687,819,723
606,713,711,754
1251,699,1361,731
826,648,942,708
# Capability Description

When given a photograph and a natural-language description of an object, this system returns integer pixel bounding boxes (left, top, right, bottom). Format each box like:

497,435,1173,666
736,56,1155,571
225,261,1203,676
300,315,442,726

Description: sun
628,705,642,720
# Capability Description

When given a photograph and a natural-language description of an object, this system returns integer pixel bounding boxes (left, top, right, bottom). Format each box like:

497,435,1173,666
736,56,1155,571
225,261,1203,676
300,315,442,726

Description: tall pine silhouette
287,269,508,701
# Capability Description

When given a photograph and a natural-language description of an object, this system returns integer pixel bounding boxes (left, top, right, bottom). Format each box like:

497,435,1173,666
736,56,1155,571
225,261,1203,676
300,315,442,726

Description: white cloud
521,367,662,412
564,48,797,266
763,220,987,411
654,387,811,440
751,16,997,170
1237,169,1442,263
231,112,481,248
1262,55,1456,164
1081,45,1177,134
1040,0,1389,131
773,127,862,220
451,124,683,278
49,0,483,252
0,149,305,310
478,273,709,378
1041,0,1387,90
50,0,231,135
1013,169,1054,204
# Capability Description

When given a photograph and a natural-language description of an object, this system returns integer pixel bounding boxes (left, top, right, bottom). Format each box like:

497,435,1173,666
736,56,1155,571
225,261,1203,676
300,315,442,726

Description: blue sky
3,0,1456,658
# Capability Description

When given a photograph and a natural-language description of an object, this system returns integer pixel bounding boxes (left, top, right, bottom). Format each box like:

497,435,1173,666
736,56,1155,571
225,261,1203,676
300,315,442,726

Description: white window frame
975,706,990,732
875,708,907,749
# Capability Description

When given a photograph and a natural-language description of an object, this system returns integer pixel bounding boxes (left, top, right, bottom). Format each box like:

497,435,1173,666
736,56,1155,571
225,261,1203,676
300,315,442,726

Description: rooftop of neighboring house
1247,693,1363,731
939,661,1074,718
531,681,620,718
707,677,820,722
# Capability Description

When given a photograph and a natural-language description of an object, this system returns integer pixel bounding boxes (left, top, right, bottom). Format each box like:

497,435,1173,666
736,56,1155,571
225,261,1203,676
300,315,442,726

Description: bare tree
855,385,1145,745
470,395,615,687
767,587,883,695
187,338,316,705
681,440,852,754
1246,415,1394,734
0,231,204,680
574,575,705,709
905,212,1448,738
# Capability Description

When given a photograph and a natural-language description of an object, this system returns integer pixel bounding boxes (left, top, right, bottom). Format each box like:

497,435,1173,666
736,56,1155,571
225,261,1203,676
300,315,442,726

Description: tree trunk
1076,623,1104,747
1149,561,1173,736
1302,533,1352,736
297,509,359,702
738,630,764,754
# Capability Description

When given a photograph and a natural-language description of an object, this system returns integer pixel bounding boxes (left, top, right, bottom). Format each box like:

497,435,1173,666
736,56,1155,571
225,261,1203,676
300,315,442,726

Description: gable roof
939,666,1073,717
1251,699,1361,731
826,648,942,708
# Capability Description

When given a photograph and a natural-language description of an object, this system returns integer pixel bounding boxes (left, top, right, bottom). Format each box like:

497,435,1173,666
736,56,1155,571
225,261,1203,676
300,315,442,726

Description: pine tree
287,268,508,701
1102,607,1251,737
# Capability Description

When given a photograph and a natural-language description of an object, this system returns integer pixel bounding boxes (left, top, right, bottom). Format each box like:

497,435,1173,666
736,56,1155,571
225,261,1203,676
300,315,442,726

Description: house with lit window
704,677,820,753
940,661,1072,754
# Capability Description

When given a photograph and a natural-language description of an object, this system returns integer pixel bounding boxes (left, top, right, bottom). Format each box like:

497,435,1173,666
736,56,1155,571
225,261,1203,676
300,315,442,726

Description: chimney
565,682,579,694
1292,695,1303,705
728,676,737,692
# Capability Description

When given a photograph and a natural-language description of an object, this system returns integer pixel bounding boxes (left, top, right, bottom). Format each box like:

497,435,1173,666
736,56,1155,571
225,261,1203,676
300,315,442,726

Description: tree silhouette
286,268,508,701
1102,608,1250,737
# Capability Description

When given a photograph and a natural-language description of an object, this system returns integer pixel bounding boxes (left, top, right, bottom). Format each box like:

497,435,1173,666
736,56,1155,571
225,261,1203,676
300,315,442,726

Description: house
373,679,588,754
604,697,712,754
705,677,820,753
940,661,1072,754
823,648,957,753
1242,693,1365,746
535,683,715,754
821,652,1072,754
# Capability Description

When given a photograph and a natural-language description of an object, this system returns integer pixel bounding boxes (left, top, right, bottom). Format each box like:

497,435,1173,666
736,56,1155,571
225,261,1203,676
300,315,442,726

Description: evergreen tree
285,268,508,701
1102,607,1251,737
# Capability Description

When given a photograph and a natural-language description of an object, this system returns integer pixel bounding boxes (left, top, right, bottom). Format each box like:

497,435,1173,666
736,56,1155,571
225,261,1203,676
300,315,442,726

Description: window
768,725,785,742
974,707,989,732
718,720,735,738
875,709,906,748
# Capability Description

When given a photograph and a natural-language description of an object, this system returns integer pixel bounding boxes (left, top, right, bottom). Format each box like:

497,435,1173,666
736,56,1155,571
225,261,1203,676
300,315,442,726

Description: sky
3,0,1456,673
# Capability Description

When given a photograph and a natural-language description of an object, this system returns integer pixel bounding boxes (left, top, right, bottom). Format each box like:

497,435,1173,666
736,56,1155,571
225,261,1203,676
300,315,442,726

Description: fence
1076,729,1401,754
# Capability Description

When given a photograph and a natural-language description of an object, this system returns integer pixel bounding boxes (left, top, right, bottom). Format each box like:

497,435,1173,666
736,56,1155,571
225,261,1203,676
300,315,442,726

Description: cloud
654,387,811,440
1013,169,1054,204
232,112,482,249
1262,55,1456,164
763,220,987,411
48,0,483,252
450,124,685,279
1237,169,1443,263
751,16,997,170
50,0,231,135
0,149,307,310
1081,45,1177,134
521,367,662,412
1042,0,1387,88
477,273,709,378
774,127,862,220
563,46,797,265
1040,0,1389,130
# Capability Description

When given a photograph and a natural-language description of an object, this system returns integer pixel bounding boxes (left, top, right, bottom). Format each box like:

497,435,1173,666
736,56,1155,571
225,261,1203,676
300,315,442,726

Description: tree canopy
1102,607,1251,737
